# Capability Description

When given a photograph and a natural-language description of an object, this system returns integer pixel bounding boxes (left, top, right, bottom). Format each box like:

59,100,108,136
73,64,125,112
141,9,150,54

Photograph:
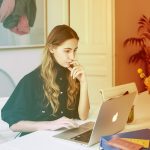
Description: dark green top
1,63,79,135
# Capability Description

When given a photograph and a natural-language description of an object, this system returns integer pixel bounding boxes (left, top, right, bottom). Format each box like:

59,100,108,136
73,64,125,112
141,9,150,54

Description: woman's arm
10,116,79,132
78,81,90,120
68,62,90,120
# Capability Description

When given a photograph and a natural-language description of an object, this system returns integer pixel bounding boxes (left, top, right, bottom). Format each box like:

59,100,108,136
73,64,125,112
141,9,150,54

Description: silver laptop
53,91,136,146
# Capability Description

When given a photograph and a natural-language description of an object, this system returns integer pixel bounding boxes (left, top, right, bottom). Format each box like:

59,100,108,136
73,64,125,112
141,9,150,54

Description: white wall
0,49,42,84
0,0,68,85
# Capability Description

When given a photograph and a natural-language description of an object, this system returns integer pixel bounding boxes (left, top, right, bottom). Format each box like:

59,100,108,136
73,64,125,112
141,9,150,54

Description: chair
100,82,138,102
0,69,15,97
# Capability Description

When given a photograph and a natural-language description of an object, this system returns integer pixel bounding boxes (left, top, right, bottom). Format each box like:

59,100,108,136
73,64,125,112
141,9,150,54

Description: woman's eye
65,50,70,53
74,50,77,53
64,49,77,54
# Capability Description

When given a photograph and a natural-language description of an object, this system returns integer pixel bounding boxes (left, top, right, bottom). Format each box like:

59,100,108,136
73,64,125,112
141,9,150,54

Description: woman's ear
48,44,55,53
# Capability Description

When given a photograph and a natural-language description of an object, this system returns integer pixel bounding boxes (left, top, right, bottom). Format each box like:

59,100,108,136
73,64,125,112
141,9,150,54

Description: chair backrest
0,69,15,97
100,82,138,102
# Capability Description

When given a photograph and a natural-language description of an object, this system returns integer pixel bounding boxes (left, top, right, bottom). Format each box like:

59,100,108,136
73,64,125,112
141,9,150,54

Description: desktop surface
0,91,150,150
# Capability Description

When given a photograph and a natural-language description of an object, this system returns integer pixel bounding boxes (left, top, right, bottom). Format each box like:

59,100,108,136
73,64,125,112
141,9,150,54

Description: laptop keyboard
71,129,92,143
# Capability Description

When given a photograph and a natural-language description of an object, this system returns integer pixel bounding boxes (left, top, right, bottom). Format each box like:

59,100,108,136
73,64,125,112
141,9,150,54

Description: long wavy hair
41,25,80,114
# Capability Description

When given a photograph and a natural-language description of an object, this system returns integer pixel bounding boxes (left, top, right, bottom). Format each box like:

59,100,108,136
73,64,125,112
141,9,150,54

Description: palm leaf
142,32,150,40
124,15,150,69
129,49,146,63
138,15,150,33
138,15,148,25
124,37,145,47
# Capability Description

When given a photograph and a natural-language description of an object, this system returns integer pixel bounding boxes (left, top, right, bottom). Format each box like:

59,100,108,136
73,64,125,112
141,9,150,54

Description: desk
0,91,150,150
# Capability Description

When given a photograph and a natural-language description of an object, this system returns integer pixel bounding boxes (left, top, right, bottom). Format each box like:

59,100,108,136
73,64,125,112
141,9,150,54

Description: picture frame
0,0,47,49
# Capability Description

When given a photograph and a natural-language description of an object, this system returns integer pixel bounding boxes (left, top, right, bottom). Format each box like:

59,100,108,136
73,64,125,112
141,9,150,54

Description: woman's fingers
70,66,83,79
62,122,79,129
53,117,79,130
61,117,79,128
67,60,86,82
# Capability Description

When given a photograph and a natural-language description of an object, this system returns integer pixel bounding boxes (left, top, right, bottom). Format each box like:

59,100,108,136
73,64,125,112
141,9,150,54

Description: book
100,129,150,150
107,138,143,150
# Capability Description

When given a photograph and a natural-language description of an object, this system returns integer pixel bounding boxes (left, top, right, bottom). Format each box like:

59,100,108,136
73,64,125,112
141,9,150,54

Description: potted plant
124,15,150,76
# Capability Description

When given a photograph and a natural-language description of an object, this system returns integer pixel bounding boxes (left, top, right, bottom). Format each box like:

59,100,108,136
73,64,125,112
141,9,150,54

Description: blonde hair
41,25,80,114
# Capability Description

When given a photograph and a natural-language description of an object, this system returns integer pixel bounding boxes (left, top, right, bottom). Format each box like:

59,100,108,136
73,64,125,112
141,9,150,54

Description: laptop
53,91,137,146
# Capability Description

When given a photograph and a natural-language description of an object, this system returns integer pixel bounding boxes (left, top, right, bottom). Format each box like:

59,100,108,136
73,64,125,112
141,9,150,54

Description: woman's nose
69,52,75,60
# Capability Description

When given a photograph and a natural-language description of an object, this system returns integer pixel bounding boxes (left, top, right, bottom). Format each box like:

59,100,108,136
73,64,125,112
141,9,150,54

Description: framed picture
0,0,47,49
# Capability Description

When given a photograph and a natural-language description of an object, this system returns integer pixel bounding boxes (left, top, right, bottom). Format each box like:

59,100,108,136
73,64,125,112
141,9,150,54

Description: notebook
53,91,137,146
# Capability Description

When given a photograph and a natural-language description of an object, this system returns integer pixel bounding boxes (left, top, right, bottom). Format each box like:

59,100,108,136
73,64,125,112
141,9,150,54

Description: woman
1,25,90,136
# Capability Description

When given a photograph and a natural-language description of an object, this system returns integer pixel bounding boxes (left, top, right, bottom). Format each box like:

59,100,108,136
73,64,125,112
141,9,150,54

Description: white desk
0,91,150,150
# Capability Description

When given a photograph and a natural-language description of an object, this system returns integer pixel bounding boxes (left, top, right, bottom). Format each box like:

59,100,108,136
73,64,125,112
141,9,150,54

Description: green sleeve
1,76,33,127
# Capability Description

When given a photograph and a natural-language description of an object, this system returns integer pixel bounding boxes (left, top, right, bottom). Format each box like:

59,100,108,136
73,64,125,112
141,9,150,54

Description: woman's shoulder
19,66,42,86
25,66,41,78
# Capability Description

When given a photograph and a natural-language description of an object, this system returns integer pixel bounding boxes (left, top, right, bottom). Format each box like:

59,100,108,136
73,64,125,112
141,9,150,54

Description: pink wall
115,0,150,92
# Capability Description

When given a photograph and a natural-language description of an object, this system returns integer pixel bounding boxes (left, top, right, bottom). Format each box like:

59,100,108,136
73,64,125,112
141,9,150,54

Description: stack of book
100,129,150,150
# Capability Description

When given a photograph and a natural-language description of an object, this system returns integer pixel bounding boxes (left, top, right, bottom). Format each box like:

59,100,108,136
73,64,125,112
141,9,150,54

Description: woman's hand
49,116,79,130
68,60,87,83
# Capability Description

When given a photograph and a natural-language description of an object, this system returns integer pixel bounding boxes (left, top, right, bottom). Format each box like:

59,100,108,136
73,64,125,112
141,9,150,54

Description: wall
115,0,150,92
0,49,41,84
0,0,68,85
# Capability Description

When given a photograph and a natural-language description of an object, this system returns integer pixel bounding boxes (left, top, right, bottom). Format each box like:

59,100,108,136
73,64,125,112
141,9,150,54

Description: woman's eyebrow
64,47,78,50
64,48,72,50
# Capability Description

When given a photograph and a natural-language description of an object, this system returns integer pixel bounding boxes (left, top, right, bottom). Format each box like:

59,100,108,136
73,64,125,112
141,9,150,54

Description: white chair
0,69,15,97
100,82,138,102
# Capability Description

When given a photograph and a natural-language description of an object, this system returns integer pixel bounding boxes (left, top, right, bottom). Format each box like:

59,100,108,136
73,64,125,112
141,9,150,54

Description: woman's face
51,38,78,68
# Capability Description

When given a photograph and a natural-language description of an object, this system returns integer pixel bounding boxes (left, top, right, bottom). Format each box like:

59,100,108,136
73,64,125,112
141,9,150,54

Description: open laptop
54,91,137,146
